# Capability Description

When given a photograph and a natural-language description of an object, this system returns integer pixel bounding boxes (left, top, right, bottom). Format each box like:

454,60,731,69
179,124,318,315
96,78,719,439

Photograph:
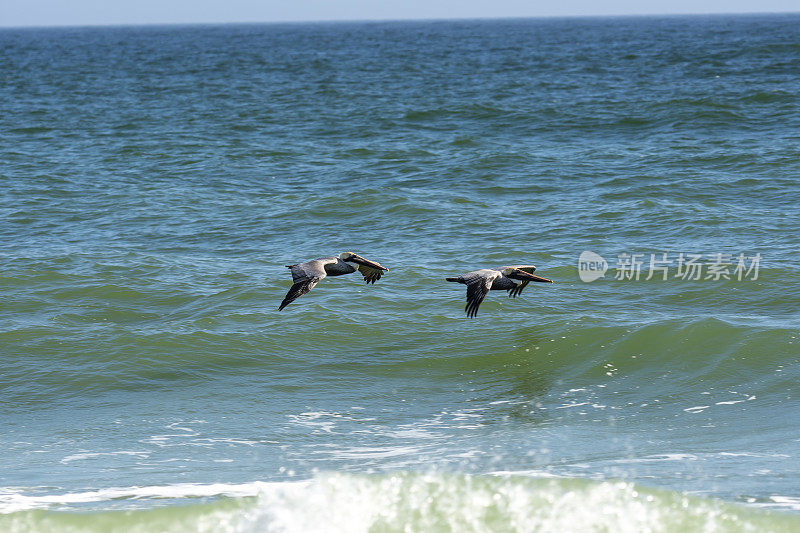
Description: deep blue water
1,14,800,531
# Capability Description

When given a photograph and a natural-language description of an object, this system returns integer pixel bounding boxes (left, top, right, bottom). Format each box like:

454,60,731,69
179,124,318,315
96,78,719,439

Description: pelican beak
352,255,388,271
511,269,553,283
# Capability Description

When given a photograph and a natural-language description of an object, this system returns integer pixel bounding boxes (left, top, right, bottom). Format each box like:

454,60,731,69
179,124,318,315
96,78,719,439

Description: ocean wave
0,473,795,532
2,264,797,404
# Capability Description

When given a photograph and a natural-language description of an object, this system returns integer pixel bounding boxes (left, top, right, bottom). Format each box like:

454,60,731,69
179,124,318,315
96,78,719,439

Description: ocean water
2,13,800,532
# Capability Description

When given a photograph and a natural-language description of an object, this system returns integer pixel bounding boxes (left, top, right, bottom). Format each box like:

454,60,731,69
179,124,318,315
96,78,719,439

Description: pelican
445,265,553,317
278,252,388,310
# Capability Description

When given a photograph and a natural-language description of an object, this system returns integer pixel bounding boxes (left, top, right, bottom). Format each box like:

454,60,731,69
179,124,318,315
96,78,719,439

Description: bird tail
445,277,461,282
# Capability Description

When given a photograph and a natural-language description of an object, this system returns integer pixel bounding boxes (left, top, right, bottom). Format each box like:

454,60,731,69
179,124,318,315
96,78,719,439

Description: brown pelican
279,252,388,310
446,265,553,317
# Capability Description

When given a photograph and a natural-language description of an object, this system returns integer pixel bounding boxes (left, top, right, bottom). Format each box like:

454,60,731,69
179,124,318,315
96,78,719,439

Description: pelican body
446,265,553,317
279,252,388,310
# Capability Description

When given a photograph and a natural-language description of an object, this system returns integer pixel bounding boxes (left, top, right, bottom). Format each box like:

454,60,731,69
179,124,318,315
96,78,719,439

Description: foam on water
1,473,797,532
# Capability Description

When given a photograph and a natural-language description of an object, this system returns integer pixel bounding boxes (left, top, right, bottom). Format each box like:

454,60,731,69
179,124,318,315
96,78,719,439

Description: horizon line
1,10,799,31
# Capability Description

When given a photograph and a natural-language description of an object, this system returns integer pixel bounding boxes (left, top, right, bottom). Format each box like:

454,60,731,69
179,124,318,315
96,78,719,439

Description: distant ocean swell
1,473,797,532
3,311,795,407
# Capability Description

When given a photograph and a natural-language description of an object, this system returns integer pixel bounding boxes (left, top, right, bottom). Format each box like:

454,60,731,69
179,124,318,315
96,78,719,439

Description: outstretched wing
279,277,321,310
501,265,537,298
279,261,327,310
463,271,497,318
508,281,528,298
357,263,385,284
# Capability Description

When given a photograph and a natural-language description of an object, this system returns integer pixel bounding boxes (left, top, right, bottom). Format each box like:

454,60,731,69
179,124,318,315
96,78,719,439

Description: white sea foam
764,496,800,511
1,473,795,532
683,405,710,413
0,481,280,514
60,451,151,464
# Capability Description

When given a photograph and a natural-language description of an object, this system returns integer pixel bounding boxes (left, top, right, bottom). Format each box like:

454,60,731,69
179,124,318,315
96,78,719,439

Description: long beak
352,255,388,271
510,269,553,283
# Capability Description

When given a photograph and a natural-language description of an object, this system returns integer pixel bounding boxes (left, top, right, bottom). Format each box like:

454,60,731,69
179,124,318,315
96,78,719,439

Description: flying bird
279,252,388,310
446,265,553,317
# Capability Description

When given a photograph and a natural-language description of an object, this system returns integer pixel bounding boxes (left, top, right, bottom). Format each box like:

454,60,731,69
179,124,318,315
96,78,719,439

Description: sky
1,0,799,28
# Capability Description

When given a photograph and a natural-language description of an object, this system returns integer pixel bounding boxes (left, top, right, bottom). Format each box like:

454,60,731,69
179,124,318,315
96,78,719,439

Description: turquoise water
2,14,800,531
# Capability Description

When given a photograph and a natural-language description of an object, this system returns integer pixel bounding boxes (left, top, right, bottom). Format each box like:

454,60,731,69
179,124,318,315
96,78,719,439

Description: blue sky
1,0,799,27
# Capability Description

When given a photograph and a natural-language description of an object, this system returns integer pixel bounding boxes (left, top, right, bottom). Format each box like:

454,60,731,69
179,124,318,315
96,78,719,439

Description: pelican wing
508,281,527,298
508,281,528,298
279,277,321,310
499,265,537,298
346,254,387,284
463,271,497,318
279,260,328,310
357,263,385,284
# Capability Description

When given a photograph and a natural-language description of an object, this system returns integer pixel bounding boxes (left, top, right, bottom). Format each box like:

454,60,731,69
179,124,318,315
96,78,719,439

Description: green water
2,14,800,532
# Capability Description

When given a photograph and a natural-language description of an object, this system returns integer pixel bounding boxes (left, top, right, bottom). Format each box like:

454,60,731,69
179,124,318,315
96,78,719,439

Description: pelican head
505,267,553,283
341,252,388,271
